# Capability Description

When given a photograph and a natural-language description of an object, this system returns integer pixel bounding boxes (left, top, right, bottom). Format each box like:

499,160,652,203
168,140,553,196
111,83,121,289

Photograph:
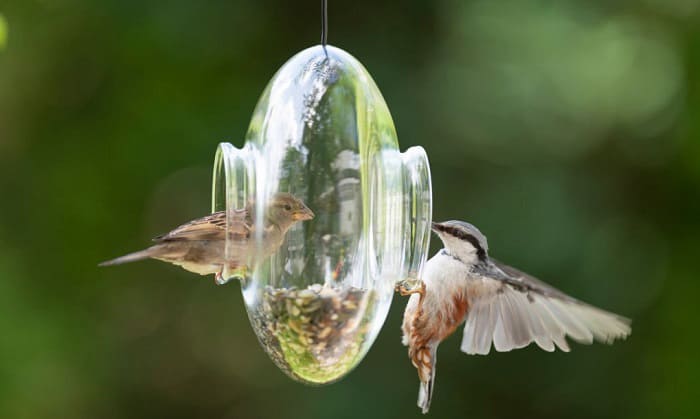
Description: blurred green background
1,1,699,418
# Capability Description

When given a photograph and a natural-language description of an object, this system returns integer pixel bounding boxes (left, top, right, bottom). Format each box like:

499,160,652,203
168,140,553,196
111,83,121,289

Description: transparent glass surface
212,45,432,384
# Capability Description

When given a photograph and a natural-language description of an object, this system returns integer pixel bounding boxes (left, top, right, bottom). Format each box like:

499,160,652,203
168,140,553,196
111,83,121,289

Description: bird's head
431,220,488,264
268,192,315,230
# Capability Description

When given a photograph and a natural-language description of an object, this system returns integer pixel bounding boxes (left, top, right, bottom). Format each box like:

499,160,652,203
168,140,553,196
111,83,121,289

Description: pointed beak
431,221,445,233
292,206,314,221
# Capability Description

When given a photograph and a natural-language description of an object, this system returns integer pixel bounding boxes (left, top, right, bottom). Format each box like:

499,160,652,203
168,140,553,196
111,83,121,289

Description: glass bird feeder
212,45,432,384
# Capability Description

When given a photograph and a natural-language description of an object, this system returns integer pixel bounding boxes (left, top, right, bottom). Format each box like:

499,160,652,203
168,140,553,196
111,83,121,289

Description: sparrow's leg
215,270,226,285
216,264,248,285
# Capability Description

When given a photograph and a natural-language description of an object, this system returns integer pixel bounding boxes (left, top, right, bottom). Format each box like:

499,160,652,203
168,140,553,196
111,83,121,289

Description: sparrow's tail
98,246,163,267
413,345,438,414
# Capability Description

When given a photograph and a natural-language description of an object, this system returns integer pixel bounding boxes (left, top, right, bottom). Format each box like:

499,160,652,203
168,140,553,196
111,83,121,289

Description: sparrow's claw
215,265,248,285
215,271,227,285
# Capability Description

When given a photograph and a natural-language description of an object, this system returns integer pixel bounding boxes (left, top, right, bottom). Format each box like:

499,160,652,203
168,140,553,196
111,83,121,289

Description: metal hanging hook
321,0,328,47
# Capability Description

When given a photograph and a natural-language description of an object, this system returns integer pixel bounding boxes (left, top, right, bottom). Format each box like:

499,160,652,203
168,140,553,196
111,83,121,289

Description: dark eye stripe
440,225,487,261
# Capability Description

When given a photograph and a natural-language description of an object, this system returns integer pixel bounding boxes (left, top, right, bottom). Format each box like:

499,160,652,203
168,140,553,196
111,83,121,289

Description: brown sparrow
400,220,631,413
100,193,314,284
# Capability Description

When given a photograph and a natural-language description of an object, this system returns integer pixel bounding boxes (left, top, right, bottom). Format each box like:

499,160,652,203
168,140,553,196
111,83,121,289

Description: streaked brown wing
153,209,251,242
226,209,253,242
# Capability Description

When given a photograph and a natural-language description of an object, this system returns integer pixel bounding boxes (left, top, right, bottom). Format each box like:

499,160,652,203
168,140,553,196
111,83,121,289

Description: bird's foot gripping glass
212,45,432,384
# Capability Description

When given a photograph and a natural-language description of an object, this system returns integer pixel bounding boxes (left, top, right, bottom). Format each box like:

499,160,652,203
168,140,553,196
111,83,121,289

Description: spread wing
153,209,251,242
460,259,631,355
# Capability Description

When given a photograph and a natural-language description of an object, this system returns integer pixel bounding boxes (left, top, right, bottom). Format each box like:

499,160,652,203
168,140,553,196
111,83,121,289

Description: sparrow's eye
284,204,292,211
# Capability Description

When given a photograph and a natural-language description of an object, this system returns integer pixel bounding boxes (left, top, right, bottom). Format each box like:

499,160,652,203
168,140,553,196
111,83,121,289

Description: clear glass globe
212,45,432,384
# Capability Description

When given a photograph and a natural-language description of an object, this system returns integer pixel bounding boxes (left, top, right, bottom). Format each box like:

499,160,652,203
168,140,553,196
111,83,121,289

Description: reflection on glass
212,45,432,384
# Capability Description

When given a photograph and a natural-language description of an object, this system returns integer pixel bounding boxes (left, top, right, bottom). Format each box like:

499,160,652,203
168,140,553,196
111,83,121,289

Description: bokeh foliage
0,14,7,51
0,1,699,418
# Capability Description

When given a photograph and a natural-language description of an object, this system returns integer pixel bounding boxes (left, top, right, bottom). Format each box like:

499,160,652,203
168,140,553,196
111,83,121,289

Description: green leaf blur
0,14,7,50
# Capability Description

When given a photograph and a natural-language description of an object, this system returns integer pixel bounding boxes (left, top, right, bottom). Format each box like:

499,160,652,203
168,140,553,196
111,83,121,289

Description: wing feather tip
460,346,491,356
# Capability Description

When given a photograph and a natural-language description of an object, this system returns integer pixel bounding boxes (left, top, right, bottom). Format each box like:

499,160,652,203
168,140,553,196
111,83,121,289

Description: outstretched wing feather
460,260,631,355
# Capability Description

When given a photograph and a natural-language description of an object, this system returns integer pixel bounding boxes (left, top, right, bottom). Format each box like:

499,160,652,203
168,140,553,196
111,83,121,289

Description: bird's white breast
415,251,469,320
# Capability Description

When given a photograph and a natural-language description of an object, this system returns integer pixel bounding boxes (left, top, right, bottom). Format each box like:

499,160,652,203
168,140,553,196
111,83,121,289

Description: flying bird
400,220,631,413
100,193,314,284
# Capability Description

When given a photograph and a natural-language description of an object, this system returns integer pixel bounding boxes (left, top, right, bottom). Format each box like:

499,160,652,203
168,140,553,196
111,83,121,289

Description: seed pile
249,284,375,383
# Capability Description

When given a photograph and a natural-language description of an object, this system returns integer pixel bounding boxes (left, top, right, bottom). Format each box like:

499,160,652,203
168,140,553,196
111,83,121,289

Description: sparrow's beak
292,206,315,221
431,221,445,233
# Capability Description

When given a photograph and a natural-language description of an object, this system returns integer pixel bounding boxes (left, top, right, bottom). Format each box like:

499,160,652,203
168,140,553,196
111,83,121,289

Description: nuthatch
400,220,631,413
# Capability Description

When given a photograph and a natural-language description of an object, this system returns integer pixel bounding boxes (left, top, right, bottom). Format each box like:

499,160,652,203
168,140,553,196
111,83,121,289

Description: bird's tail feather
99,248,159,266
417,346,437,414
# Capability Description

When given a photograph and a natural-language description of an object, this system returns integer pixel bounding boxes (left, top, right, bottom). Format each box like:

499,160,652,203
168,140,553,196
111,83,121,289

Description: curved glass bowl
212,45,432,384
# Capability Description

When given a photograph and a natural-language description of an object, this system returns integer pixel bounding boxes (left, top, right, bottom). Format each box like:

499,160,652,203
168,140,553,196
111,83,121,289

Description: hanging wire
321,0,328,47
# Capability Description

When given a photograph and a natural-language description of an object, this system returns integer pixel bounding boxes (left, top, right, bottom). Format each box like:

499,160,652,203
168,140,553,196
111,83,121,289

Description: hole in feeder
212,45,432,384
